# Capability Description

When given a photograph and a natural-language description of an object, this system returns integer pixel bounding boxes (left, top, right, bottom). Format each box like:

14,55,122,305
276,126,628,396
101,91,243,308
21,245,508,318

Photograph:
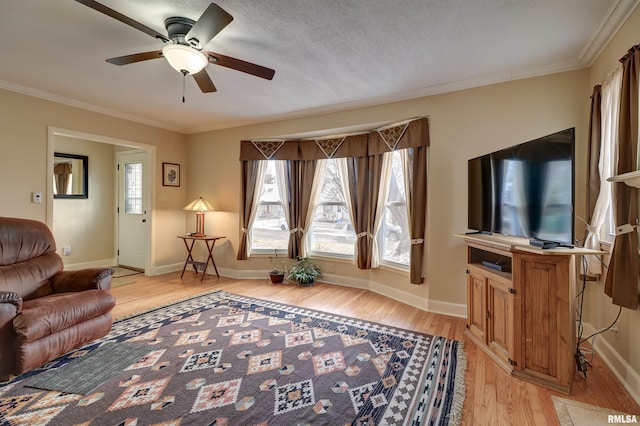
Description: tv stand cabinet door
514,253,574,393
487,277,516,367
466,269,486,344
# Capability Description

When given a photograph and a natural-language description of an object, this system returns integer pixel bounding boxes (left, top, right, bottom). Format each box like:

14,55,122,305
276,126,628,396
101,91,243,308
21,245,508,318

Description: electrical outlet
575,352,588,372
63,246,71,256
32,192,42,203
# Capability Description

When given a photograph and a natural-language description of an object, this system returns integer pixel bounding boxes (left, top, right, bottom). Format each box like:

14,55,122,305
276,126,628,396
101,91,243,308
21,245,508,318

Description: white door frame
116,149,150,270
46,127,155,273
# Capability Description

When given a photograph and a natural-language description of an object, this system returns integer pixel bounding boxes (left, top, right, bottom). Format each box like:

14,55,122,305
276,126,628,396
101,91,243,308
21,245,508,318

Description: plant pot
269,273,285,284
296,278,315,287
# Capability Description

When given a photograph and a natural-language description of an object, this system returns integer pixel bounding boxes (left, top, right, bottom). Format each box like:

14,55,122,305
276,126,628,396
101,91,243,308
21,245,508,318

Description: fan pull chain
182,73,186,103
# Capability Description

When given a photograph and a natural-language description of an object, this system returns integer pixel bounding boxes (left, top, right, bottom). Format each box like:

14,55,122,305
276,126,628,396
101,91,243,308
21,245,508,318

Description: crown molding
0,80,186,134
581,0,640,65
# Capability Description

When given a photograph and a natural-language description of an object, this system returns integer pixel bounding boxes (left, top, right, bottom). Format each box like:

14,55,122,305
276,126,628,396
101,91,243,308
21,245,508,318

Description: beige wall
53,136,115,265
187,69,589,312
0,89,190,273
584,5,640,381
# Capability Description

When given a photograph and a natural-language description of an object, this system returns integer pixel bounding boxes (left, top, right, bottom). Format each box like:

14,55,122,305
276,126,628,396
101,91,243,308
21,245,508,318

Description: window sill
378,262,409,275
308,253,354,264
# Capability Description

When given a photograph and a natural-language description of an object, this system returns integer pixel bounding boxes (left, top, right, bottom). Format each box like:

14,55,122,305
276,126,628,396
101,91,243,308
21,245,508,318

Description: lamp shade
162,44,208,75
184,197,215,237
183,197,215,212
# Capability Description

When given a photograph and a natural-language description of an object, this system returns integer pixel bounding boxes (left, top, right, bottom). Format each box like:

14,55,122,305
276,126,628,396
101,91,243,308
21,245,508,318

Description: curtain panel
237,160,266,260
404,146,428,284
584,68,622,277
285,160,319,259
238,117,430,284
605,46,640,309
586,85,602,224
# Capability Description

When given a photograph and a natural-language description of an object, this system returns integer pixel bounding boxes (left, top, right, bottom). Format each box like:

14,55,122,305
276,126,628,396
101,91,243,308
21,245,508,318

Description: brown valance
299,134,369,160
239,117,430,161
239,140,299,161
368,118,430,155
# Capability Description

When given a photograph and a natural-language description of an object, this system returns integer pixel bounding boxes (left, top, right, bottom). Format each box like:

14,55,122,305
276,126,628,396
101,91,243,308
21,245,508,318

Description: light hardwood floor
111,271,640,425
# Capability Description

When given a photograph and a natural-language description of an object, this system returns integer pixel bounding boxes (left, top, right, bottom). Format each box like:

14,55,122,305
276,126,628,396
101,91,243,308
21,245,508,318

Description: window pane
124,162,142,214
251,161,289,252
309,159,355,256
381,151,410,266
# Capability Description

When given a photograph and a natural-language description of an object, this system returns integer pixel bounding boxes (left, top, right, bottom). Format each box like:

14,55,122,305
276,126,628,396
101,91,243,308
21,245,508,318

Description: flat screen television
468,128,575,245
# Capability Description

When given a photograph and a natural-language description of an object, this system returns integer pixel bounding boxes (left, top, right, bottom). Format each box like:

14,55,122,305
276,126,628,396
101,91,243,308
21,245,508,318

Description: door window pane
124,162,142,214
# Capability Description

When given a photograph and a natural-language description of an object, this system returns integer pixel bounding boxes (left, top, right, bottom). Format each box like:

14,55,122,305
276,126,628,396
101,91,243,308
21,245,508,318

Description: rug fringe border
447,340,467,426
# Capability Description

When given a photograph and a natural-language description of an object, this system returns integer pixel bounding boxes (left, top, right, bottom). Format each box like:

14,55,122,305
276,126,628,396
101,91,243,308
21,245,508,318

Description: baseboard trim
63,258,115,270
151,265,465,319
428,299,467,318
149,263,183,276
582,322,640,405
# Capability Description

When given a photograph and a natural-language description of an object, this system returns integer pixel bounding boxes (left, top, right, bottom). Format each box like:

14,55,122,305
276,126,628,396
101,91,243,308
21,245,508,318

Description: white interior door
117,151,148,271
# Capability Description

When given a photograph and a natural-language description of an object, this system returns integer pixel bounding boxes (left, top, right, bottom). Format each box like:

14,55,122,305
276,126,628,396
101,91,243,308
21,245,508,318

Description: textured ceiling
0,0,638,134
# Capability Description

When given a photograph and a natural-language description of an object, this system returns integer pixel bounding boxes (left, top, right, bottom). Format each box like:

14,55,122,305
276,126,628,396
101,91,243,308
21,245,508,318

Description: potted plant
269,249,286,284
287,256,322,287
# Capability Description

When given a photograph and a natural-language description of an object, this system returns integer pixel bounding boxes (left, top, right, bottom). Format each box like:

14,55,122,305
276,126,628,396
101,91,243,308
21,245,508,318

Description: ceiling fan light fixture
162,44,208,75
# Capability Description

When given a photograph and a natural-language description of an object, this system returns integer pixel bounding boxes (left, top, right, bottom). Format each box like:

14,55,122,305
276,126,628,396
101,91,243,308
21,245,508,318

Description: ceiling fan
74,0,275,94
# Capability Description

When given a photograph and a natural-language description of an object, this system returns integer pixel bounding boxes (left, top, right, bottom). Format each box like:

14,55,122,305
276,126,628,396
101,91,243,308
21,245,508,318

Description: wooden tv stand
455,233,604,394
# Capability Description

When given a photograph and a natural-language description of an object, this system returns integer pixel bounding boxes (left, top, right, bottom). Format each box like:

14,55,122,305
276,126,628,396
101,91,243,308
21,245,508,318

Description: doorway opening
47,127,154,274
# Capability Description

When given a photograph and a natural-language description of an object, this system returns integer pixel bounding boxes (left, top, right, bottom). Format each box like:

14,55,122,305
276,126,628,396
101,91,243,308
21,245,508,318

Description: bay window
238,118,429,284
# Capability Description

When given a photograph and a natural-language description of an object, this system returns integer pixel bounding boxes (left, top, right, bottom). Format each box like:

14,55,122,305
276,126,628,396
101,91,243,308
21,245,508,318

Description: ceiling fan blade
185,3,233,48
205,52,275,80
193,69,217,93
74,0,169,42
106,51,164,66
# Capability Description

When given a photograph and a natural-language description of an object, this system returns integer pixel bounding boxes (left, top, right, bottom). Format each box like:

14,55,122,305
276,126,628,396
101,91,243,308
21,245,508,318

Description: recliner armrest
50,267,115,293
0,291,22,314
0,291,21,380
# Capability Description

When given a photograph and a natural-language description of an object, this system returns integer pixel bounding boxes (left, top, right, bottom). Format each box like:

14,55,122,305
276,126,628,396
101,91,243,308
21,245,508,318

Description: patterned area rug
0,290,466,425
26,343,152,395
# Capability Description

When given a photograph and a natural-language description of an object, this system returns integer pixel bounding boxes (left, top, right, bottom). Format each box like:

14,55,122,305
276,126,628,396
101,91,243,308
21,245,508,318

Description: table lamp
183,196,215,237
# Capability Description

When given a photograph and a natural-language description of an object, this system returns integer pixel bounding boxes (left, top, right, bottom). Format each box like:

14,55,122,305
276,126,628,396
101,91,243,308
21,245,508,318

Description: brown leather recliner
0,217,116,380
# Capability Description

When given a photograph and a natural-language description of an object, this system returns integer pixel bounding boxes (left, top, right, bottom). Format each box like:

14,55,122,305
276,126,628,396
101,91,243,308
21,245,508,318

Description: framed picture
162,162,180,187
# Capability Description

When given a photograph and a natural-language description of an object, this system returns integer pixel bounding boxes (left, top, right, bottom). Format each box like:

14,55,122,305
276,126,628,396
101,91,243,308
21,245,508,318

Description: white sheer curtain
370,152,393,267
300,160,327,257
274,160,291,229
244,161,267,258
584,66,622,275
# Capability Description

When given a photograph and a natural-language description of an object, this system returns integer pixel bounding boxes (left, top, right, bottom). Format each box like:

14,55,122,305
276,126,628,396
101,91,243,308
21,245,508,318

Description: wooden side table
177,235,226,281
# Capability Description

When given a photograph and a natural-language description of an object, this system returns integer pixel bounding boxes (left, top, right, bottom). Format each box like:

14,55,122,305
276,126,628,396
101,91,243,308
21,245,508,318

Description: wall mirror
53,152,88,199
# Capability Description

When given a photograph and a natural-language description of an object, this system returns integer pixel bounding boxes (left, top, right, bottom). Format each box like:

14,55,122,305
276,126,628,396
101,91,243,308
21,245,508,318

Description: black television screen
468,128,575,245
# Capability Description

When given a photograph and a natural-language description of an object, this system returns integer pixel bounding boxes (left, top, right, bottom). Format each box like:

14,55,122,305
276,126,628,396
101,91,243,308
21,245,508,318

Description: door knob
142,219,147,223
